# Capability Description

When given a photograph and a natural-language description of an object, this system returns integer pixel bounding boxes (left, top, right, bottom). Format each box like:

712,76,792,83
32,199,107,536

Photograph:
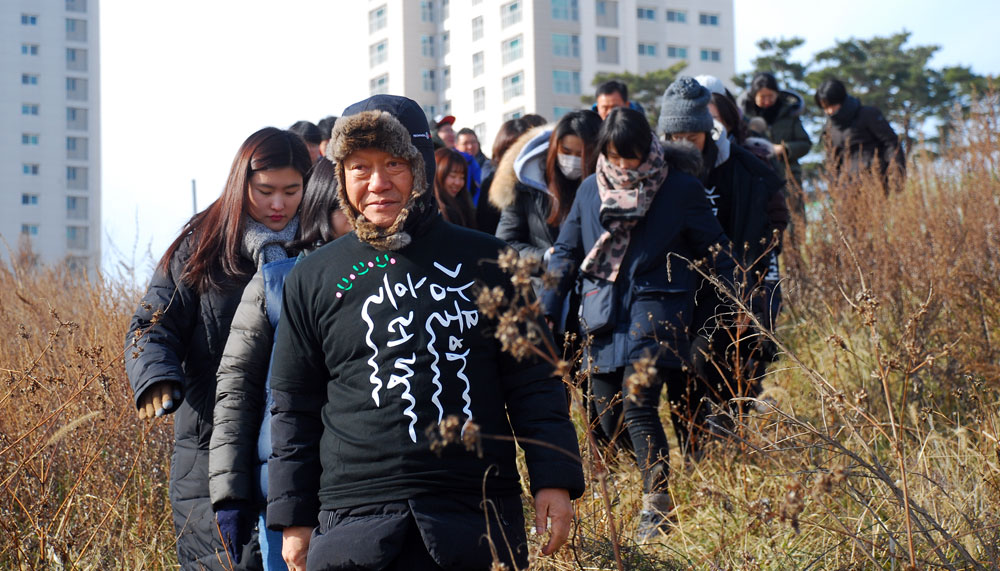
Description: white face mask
557,153,583,180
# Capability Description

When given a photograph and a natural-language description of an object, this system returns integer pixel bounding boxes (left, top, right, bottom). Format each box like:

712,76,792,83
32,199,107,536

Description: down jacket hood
328,95,440,251
738,89,806,120
488,125,552,211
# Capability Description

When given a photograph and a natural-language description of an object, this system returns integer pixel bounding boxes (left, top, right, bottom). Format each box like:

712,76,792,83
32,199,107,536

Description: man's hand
137,382,181,420
773,143,786,157
534,488,573,556
282,526,313,571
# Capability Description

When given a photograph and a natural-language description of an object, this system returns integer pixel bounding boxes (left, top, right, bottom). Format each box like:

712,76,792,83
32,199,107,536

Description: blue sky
99,0,998,279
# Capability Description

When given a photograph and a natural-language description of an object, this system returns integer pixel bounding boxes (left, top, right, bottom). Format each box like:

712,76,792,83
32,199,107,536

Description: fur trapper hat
328,95,439,250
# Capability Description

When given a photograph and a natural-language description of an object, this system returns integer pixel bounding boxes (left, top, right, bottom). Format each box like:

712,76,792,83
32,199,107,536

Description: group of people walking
125,72,904,570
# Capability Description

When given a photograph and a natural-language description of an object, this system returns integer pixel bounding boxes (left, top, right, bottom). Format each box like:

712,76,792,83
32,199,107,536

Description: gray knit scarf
241,215,299,269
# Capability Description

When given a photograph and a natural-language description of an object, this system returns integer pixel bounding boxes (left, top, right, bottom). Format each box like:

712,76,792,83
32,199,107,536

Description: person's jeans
258,512,287,571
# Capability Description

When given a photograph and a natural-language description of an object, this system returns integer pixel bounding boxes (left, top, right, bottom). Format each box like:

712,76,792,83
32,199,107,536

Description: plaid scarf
580,137,669,281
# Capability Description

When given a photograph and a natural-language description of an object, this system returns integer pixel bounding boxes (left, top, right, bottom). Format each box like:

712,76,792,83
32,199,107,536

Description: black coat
823,95,905,183
125,238,261,570
541,143,736,372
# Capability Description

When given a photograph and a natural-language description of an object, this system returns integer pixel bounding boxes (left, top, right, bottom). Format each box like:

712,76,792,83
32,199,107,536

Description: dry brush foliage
2,98,1000,569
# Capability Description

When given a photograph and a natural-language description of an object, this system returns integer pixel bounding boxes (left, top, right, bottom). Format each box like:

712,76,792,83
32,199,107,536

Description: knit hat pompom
657,76,714,136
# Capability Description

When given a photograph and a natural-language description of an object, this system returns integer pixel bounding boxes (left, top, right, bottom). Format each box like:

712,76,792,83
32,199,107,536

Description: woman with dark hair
815,78,904,191
125,127,312,570
542,106,735,542
210,156,349,570
433,147,477,228
660,76,789,443
738,72,812,187
476,118,531,234
491,110,602,268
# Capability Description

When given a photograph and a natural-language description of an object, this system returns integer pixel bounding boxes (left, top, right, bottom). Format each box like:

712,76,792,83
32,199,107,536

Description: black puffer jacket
125,238,261,570
491,126,557,263
739,90,812,184
822,95,905,184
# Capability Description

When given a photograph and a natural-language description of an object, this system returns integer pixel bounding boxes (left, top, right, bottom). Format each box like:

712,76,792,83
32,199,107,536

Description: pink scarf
580,137,669,281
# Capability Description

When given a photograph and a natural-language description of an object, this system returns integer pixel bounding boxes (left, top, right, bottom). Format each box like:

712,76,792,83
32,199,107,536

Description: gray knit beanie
657,76,714,136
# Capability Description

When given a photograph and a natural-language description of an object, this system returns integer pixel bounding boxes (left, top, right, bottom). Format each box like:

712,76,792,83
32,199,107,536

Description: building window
637,7,655,20
422,104,437,118
369,40,387,67
22,134,40,145
66,18,87,41
501,35,523,64
421,35,435,58
596,36,620,64
23,164,40,175
595,1,618,27
22,224,39,236
67,226,88,249
67,166,88,189
22,74,39,85
67,107,88,130
22,194,39,205
638,42,657,56
443,66,451,89
501,1,521,28
22,14,39,25
472,16,484,41
552,0,579,20
474,87,486,112
65,0,87,13
22,44,40,56
67,197,88,220
472,51,484,77
442,100,451,115
66,77,88,101
370,74,389,95
369,5,387,33
22,104,40,116
442,32,450,55
502,71,524,102
422,69,436,92
552,34,580,58
699,13,720,26
666,10,686,23
442,0,450,19
700,49,721,62
667,45,688,59
473,123,486,141
552,70,581,95
502,108,524,121
420,1,435,22
67,48,88,71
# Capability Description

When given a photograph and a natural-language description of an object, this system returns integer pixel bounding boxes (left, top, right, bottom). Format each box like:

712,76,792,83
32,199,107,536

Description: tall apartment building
366,0,733,144
1,0,101,272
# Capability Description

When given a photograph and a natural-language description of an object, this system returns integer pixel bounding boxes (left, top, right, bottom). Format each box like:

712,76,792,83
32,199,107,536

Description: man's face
437,123,456,148
456,133,480,156
343,148,413,229
596,92,627,120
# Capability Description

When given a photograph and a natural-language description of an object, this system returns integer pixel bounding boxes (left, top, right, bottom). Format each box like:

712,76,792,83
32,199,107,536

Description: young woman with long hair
210,157,349,570
125,127,312,570
433,147,477,229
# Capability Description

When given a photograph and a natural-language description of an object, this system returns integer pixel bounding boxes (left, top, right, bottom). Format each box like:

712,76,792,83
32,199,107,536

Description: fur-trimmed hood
657,138,704,177
327,95,439,251
488,126,551,211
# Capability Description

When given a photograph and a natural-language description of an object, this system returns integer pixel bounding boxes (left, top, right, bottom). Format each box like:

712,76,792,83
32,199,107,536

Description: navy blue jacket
542,146,734,372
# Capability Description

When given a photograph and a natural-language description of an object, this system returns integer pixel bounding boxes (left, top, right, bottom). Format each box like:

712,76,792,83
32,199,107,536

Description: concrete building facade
1,0,101,272
366,0,733,144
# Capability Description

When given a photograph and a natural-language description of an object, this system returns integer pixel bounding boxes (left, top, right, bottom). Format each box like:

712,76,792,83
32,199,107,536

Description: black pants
591,365,703,494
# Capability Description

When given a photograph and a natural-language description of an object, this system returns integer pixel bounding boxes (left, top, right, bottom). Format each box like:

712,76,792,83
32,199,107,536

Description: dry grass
2,99,999,569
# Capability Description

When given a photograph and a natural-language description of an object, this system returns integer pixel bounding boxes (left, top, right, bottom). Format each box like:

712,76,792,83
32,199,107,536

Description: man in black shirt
267,94,584,571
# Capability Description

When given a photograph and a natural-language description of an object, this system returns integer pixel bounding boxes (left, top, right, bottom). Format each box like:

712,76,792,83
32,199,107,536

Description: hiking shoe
635,493,675,543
